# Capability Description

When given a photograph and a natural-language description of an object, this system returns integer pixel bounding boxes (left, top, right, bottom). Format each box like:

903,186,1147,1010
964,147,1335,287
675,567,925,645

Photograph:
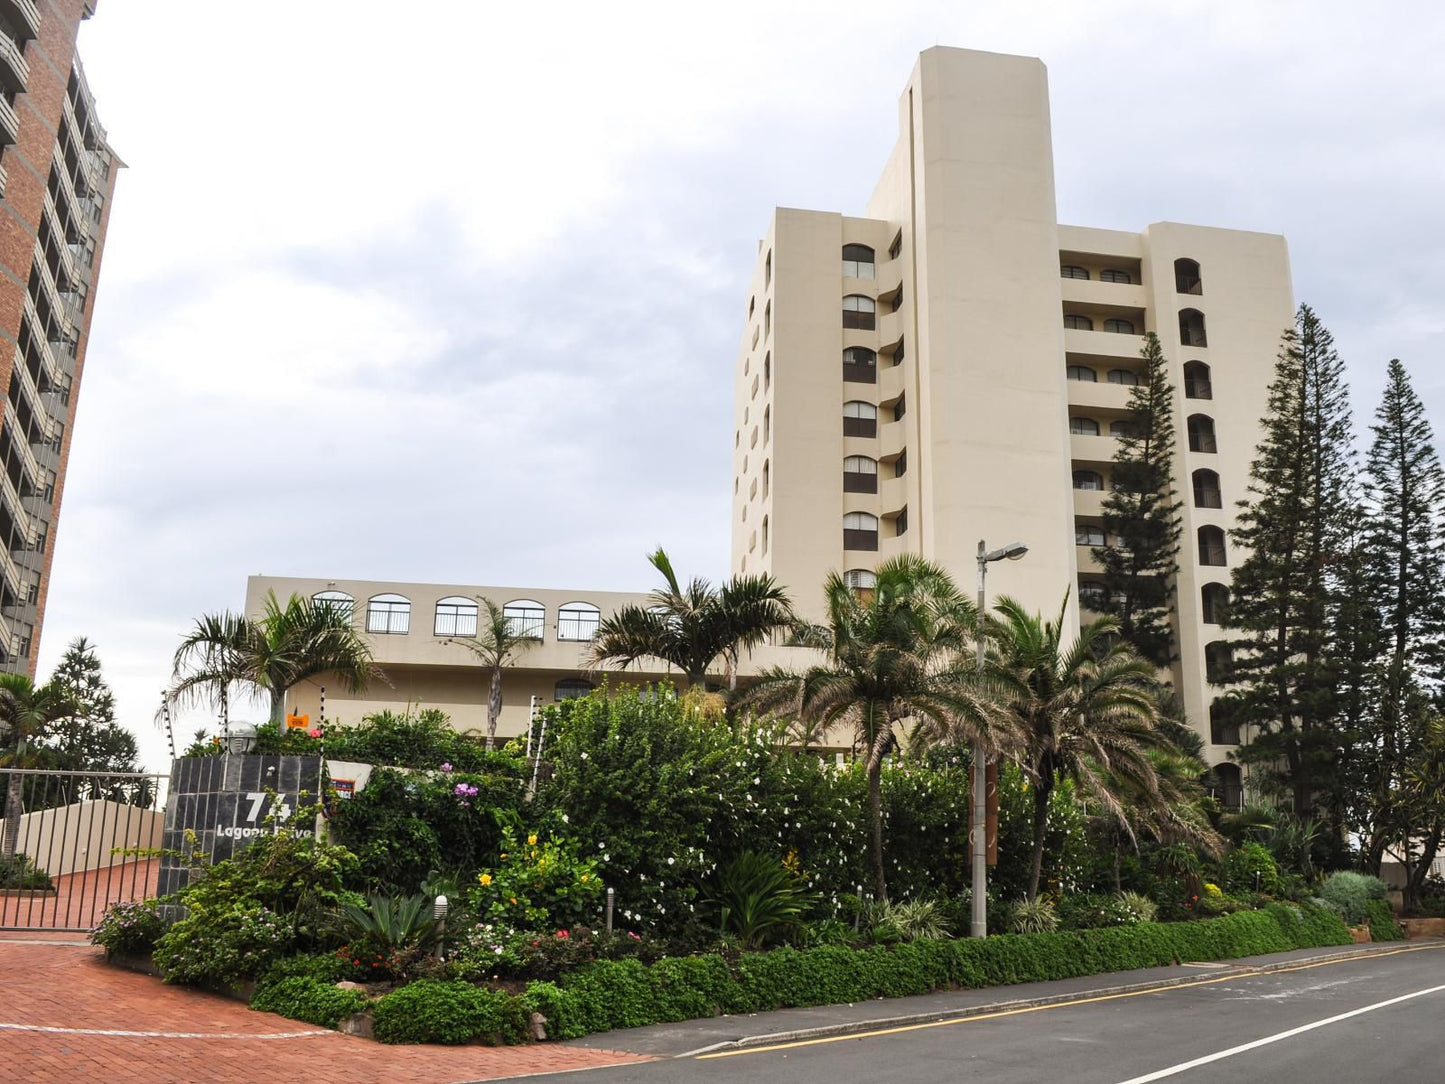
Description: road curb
674,941,1444,1057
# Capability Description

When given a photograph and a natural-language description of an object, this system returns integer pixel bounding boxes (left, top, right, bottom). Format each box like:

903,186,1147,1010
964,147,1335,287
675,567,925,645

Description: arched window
555,678,595,701
1175,258,1202,295
1076,524,1107,546
761,515,769,554
1184,360,1212,400
1193,468,1222,508
312,590,355,621
503,599,545,639
1069,416,1100,436
842,346,877,383
843,400,878,437
557,601,601,642
843,512,879,551
844,568,877,590
762,459,770,497
1073,469,1104,491
842,244,876,279
1201,583,1230,625
1210,762,1243,808
1198,525,1227,566
1110,419,1137,437
366,593,411,634
1066,365,1097,382
1188,414,1217,453
1103,317,1135,334
1079,580,1108,610
1107,369,1139,386
434,595,478,637
842,294,876,330
1179,308,1208,347
1063,313,1094,331
1209,703,1241,749
843,455,879,493
1205,640,1234,685
1100,268,1132,284
1061,265,1090,280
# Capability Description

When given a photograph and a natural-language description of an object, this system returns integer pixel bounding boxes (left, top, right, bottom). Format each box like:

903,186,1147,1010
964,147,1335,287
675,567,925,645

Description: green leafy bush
250,976,368,1028
469,826,604,930
880,899,952,941
254,708,528,774
1362,898,1403,941
90,899,166,956
1319,871,1389,925
1114,891,1158,924
0,853,53,889
372,980,526,1045
707,851,818,949
1221,842,1282,896
1010,898,1059,934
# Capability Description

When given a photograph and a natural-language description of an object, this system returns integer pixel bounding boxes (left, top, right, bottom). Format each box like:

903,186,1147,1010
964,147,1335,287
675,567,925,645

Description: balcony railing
30,243,73,339
0,458,32,548
0,31,29,95
0,0,41,41
23,294,67,391
0,94,17,146
41,193,80,288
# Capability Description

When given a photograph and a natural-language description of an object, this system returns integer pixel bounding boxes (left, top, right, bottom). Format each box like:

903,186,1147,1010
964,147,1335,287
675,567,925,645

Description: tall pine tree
1228,305,1357,817
39,638,140,797
1357,358,1445,875
1092,331,1183,666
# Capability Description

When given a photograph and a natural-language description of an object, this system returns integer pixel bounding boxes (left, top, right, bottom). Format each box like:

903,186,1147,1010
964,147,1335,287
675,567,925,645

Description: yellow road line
696,944,1444,1060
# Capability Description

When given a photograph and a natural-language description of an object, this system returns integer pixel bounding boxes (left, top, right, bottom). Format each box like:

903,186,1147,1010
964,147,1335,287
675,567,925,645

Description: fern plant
707,851,818,949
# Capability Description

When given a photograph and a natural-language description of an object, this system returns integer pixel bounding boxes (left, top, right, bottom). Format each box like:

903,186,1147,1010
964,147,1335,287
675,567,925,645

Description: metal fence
1,767,168,932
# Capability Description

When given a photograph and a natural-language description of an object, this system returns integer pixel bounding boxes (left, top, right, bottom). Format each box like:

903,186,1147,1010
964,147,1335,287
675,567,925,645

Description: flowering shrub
452,922,656,981
153,901,294,986
469,827,603,929
90,898,166,957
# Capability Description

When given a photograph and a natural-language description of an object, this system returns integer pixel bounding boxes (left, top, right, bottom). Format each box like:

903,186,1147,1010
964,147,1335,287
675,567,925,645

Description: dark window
893,450,907,477
1175,258,1203,295
889,289,903,314
1179,308,1208,347
762,515,768,554
1076,525,1106,546
1067,365,1097,382
762,460,769,497
1198,525,1227,566
889,336,905,365
1210,762,1243,808
843,400,878,437
1209,705,1241,748
843,456,879,493
842,245,876,279
1079,581,1108,610
1193,468,1222,508
842,294,876,329
1061,265,1090,280
434,596,479,637
556,678,595,701
1205,641,1233,685
1188,414,1218,453
1110,419,1137,437
1064,313,1094,330
764,352,771,389
888,232,902,260
843,346,877,382
1184,360,1212,399
894,507,908,535
1070,417,1100,436
1107,369,1139,385
1201,583,1230,624
1073,470,1104,490
892,394,906,421
765,250,771,286
1103,318,1136,334
843,512,879,551
1100,268,1132,284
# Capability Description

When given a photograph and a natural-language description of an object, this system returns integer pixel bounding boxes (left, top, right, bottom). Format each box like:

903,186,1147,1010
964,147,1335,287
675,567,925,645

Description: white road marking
0,1021,332,1039
1112,982,1445,1083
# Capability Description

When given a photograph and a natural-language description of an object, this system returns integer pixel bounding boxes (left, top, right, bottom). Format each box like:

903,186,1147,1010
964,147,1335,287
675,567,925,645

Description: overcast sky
38,1,1445,769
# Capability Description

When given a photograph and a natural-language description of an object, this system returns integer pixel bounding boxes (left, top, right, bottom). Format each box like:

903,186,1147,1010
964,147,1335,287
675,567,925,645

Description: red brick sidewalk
0,940,652,1083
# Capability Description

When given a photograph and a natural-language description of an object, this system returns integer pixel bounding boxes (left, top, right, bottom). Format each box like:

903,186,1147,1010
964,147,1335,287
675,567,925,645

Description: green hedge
535,904,1351,1040
255,906,1352,1043
250,976,367,1029
1362,899,1404,942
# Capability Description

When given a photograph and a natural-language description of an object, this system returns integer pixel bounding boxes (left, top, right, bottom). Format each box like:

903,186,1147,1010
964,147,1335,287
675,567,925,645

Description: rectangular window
894,450,907,477
893,395,906,422
888,231,903,260
895,507,908,535
367,601,411,634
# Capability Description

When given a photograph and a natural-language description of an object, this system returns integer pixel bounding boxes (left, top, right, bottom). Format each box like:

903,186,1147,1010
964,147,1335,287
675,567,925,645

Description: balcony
1070,432,1117,464
0,0,40,42
1066,378,1131,413
1072,487,1107,518
30,242,73,338
0,31,28,96
1064,327,1147,359
0,458,32,548
1059,277,1148,310
0,93,16,146
42,195,80,288
23,294,66,390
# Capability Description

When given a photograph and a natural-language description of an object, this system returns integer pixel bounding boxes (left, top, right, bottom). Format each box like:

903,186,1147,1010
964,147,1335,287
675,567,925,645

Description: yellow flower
580,874,590,883
478,873,492,886
528,834,538,846
510,896,518,905
500,853,508,860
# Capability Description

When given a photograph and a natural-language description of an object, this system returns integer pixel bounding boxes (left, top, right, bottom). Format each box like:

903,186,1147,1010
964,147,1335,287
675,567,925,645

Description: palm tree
0,674,73,859
166,591,380,728
737,556,1009,901
440,597,537,749
587,547,799,690
983,595,1166,901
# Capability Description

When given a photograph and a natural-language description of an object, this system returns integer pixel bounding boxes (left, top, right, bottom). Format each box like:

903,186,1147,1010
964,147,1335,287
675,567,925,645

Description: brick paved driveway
0,940,651,1083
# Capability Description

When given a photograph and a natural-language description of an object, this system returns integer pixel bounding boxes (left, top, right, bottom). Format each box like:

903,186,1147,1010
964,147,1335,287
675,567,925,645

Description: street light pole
972,538,1027,938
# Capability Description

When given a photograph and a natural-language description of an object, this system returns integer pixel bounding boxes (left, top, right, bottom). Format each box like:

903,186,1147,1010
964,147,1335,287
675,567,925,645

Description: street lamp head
1003,542,1028,561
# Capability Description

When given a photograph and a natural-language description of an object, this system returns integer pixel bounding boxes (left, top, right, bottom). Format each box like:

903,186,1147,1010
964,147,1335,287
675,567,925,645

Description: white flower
561,814,569,824
667,857,675,865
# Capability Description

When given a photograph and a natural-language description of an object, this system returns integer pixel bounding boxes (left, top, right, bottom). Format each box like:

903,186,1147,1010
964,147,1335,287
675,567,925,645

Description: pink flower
556,929,570,939
308,729,322,738
439,762,454,773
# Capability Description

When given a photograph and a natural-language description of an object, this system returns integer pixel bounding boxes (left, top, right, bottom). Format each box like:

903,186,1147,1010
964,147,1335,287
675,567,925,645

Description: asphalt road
536,944,1445,1084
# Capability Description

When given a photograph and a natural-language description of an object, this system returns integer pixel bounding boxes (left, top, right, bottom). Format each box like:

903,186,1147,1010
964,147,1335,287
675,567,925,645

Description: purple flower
454,783,478,798
439,762,454,773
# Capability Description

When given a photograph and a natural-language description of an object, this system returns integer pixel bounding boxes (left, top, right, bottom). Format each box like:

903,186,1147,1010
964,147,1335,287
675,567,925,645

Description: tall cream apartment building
249,47,1293,805
731,47,1293,799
